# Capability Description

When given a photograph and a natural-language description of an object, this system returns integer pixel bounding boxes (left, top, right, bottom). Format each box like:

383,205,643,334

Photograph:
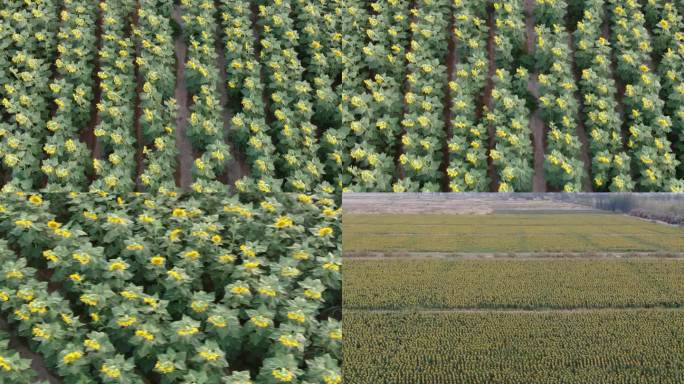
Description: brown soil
525,0,548,192
172,5,193,189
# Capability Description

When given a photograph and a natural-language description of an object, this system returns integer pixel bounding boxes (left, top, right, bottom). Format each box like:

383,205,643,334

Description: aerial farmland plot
0,0,343,195
3,0,684,194
341,0,684,192
343,193,684,383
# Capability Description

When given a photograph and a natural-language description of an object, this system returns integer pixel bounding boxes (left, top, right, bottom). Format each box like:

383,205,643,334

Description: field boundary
345,306,684,314
343,251,684,259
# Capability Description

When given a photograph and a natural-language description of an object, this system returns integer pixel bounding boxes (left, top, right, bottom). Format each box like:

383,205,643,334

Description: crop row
0,0,58,190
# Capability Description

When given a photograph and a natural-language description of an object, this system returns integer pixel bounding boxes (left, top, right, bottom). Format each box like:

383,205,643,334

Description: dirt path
213,10,248,188
524,0,547,192
343,251,684,258
172,5,193,190
346,306,684,314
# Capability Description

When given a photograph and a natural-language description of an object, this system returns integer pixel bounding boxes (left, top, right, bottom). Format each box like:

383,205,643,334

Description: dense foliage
0,192,341,383
344,310,684,383
1,0,683,193
344,258,684,309
338,0,684,192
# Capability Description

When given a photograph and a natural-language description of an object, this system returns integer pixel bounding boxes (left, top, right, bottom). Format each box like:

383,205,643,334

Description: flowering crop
41,0,97,191
0,192,341,382
535,1,586,192
396,0,450,192
181,0,231,193
339,0,408,191
446,0,491,192
482,0,534,192
222,0,279,193
575,0,633,191
643,0,684,191
610,0,680,191
258,0,325,193
343,212,684,253
488,69,534,191
89,1,138,194
345,310,684,383
344,258,684,310
0,0,58,191
334,0,683,192
137,0,178,193
1,0,684,194
331,0,366,191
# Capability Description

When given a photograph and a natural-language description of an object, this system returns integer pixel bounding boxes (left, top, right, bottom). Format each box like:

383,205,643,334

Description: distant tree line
561,193,684,225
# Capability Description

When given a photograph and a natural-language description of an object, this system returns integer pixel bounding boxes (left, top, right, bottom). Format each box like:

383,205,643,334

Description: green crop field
343,207,684,383
344,309,684,384
343,212,684,253
344,258,684,310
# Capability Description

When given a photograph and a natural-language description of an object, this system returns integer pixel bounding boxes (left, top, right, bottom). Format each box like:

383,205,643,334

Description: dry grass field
343,212,684,253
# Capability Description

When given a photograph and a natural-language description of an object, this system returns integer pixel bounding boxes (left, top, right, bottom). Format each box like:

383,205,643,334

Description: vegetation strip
344,258,684,310
344,309,684,383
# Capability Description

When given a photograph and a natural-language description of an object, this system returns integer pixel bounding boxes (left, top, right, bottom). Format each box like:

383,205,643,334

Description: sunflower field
344,309,684,383
1,0,684,194
339,0,684,192
0,0,343,195
0,192,341,383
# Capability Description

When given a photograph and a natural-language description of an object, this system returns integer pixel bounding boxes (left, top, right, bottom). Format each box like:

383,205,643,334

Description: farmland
343,194,684,383
3,0,684,193
0,0,342,194
343,212,684,253
0,193,341,383
344,258,684,310
344,309,684,384
342,0,684,192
